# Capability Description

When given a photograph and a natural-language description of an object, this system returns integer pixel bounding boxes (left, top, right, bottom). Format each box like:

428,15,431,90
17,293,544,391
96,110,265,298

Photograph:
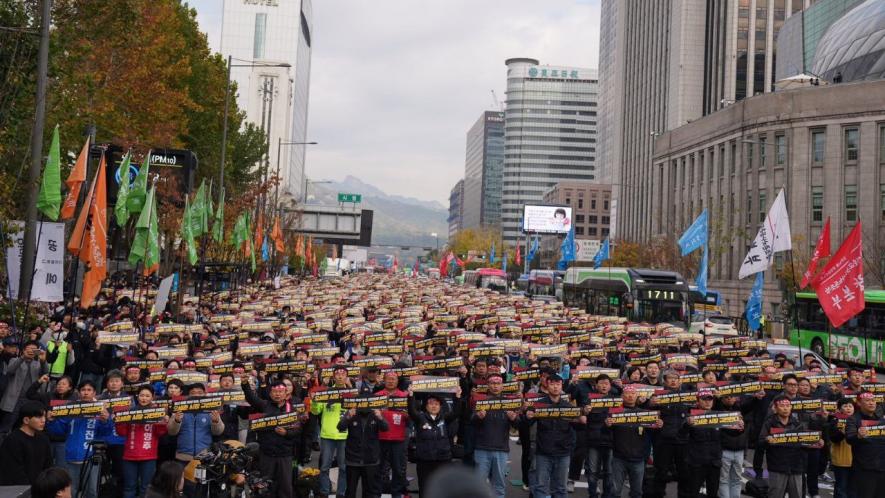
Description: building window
253,13,267,59
589,215,598,224
699,153,705,181
730,142,737,174
578,198,583,209
565,197,571,204
575,226,584,236
880,126,885,164
602,228,610,237
881,184,885,221
759,136,767,167
589,227,597,236
812,130,825,163
758,190,767,223
845,185,858,221
844,128,859,162
811,186,823,223
747,193,753,224
590,199,596,210
603,199,609,210
775,135,786,165
575,214,585,223
747,142,753,170
719,146,725,177
602,216,610,224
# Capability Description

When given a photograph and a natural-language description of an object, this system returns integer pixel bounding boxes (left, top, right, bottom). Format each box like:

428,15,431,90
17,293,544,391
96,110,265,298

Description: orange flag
80,156,108,309
271,216,285,252
306,236,313,266
253,211,264,252
67,155,102,256
295,235,304,258
61,138,89,220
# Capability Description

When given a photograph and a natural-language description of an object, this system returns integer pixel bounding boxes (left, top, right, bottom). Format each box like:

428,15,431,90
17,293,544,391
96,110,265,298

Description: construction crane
490,90,504,111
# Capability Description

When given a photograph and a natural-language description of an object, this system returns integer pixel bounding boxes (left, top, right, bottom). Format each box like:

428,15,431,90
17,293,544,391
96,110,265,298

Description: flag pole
1,223,21,345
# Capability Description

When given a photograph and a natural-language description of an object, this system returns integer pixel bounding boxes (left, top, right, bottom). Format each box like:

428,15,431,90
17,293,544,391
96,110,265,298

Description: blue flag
490,243,496,264
261,236,269,262
594,238,610,269
502,252,507,274
696,244,708,295
527,236,540,262
557,226,576,270
678,209,708,256
746,272,764,331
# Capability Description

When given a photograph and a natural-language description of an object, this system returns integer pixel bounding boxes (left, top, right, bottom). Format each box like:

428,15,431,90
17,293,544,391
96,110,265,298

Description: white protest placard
152,274,175,316
5,221,65,302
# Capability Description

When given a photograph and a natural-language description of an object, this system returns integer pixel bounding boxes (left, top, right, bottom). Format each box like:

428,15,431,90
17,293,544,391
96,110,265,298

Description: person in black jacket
845,391,885,498
242,377,306,498
524,373,585,498
607,384,663,498
407,386,462,498
648,369,689,498
684,389,736,498
0,400,53,486
579,374,616,498
759,395,820,498
337,403,388,498
471,372,518,498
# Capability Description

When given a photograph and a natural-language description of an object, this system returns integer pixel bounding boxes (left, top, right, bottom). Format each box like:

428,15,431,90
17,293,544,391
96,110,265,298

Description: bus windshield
635,298,686,324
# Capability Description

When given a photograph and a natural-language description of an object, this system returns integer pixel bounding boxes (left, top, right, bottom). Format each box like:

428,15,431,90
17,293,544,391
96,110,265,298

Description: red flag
515,244,522,266
271,216,285,253
61,138,89,220
253,211,264,252
812,222,864,328
392,256,398,273
801,218,831,289
80,156,108,309
439,252,450,277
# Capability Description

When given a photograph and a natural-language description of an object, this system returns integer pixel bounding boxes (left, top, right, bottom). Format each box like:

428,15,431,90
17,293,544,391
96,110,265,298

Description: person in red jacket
116,385,169,498
373,370,409,498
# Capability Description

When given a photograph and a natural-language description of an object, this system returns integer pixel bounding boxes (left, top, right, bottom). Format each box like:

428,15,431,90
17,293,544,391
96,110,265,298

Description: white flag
739,189,792,279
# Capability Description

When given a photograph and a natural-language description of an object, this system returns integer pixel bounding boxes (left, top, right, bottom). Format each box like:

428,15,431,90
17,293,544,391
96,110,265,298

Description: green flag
232,212,248,248
127,152,150,214
181,194,198,265
36,125,62,220
212,188,225,243
206,181,214,231
128,185,156,267
114,152,132,227
145,186,160,273
189,180,208,236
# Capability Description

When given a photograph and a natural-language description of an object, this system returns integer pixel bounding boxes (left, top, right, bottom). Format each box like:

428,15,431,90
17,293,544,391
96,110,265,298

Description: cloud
188,0,600,204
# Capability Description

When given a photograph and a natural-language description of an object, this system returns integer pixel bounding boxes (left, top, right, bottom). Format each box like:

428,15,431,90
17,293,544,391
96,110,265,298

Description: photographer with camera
242,376,307,498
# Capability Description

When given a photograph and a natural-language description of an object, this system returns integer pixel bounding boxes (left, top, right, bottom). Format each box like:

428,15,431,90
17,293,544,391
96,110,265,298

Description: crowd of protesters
0,273,883,498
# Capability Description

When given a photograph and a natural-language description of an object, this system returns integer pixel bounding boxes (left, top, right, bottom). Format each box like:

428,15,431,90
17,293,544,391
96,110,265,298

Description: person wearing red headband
846,391,885,498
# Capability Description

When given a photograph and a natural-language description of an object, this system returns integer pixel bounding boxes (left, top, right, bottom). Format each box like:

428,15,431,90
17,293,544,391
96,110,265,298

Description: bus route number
643,290,678,301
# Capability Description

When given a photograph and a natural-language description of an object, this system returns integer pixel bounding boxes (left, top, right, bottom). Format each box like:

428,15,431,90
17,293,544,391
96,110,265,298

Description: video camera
194,441,271,496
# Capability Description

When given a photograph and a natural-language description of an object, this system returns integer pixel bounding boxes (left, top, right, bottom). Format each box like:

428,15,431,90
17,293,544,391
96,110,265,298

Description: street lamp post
275,138,317,207
218,57,291,205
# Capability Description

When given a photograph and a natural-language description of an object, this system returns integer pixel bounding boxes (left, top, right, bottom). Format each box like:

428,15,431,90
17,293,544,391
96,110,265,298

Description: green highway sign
338,193,362,203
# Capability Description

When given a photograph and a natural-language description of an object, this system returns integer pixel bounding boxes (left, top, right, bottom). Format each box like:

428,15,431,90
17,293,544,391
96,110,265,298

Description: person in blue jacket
46,380,114,498
165,383,225,462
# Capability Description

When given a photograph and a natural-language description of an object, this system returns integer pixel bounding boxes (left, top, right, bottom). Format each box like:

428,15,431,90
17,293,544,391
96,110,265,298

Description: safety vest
47,341,68,376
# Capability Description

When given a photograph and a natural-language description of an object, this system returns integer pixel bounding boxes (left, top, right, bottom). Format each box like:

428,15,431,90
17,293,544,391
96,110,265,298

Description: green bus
562,267,691,326
790,290,885,366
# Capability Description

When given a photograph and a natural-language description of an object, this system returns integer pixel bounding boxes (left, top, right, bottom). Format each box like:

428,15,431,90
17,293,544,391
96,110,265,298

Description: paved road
324,440,835,497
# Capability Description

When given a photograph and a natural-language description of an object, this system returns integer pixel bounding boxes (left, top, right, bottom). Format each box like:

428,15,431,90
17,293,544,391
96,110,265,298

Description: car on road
765,343,834,373
690,314,739,345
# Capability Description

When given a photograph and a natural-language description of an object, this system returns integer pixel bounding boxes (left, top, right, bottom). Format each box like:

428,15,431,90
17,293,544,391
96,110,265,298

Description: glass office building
500,58,598,246
462,111,505,230
812,0,885,81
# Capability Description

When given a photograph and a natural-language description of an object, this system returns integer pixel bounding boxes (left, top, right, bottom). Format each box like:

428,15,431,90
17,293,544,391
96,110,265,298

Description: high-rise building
448,179,465,238
601,0,817,241
220,0,313,202
462,111,505,230
501,58,599,246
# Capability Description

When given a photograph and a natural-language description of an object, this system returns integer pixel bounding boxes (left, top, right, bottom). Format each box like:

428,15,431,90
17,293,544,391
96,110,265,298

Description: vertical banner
5,221,65,302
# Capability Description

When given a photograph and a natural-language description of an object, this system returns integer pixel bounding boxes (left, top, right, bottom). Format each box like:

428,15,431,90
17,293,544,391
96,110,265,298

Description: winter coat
846,410,885,472
1,357,50,412
471,395,517,452
47,414,114,463
337,410,389,466
242,381,302,457
524,395,578,457
611,406,653,462
167,411,224,460
408,396,461,462
758,413,807,474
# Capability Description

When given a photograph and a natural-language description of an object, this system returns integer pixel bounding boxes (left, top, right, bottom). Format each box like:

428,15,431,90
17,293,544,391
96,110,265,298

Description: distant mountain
311,176,448,248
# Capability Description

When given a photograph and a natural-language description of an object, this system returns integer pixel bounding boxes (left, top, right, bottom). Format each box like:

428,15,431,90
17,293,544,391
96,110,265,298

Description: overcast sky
188,0,600,205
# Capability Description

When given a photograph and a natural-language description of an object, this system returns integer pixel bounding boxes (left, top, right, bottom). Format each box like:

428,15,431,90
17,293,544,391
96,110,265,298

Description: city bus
689,286,723,315
562,267,691,326
790,290,885,366
464,268,508,291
